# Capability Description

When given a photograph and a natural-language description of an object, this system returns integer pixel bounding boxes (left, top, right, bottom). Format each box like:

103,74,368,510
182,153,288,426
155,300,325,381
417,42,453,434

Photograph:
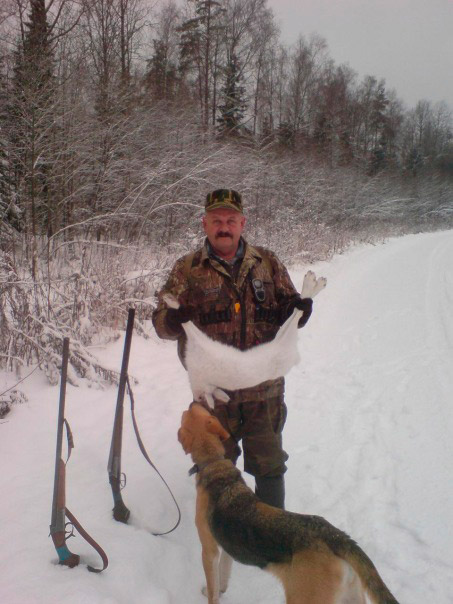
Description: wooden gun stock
50,459,80,567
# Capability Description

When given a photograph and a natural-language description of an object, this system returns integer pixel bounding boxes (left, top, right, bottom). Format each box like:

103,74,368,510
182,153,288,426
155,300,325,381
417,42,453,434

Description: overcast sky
267,0,453,111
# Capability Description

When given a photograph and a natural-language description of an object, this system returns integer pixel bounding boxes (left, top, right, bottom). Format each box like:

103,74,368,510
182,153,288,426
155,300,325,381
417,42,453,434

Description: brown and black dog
178,403,399,604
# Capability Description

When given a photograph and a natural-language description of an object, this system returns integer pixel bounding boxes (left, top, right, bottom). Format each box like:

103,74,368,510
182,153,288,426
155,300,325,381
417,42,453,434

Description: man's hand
165,305,195,334
278,296,313,328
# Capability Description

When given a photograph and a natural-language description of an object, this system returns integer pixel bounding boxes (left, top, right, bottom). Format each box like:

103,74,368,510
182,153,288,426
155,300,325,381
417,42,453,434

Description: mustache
216,232,233,238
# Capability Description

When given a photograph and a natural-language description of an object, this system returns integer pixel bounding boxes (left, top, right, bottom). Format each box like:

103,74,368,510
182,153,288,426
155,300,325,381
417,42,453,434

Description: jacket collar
201,237,263,265
200,238,263,286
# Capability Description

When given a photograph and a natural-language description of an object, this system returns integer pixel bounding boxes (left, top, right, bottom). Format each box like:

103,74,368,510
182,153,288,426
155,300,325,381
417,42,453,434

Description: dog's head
178,403,230,455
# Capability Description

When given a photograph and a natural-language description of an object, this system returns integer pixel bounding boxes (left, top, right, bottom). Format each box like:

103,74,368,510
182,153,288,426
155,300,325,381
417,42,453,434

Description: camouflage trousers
212,385,289,478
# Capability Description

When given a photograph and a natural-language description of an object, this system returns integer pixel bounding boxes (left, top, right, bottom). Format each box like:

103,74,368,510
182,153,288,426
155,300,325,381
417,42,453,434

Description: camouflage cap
205,189,243,213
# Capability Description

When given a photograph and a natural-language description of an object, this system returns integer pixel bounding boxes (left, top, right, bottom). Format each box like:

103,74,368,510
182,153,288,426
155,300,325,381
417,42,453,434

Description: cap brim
205,201,243,213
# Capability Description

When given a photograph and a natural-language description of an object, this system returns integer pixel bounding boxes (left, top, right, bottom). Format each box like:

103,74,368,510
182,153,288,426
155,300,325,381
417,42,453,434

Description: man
152,189,313,509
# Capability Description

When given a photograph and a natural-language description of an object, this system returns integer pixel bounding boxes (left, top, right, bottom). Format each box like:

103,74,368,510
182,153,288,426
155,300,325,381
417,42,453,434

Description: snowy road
1,230,452,603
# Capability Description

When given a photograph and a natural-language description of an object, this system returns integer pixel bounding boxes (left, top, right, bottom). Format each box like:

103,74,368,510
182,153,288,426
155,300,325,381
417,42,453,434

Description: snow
1,230,453,603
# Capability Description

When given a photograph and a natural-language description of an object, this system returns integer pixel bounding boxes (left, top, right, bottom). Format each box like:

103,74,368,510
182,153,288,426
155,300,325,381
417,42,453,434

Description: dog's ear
205,417,230,441
177,427,193,454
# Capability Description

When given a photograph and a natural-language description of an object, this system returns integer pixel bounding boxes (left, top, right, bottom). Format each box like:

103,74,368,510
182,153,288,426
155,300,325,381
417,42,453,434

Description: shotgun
107,308,181,535
50,337,108,572
49,337,80,568
107,308,135,522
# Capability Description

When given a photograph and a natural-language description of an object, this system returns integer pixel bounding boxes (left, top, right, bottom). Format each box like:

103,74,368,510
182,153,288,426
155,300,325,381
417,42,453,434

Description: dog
178,404,399,604
165,270,327,407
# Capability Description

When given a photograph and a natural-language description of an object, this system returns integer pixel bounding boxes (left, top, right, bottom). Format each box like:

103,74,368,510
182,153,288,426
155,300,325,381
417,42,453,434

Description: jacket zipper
211,260,248,350
239,291,247,350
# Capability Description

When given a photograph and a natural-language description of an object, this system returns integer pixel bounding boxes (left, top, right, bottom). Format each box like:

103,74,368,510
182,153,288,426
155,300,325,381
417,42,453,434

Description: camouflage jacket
152,238,299,400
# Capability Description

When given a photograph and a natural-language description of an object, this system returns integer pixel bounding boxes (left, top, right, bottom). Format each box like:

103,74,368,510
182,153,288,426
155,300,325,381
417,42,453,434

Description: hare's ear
206,417,230,441
177,427,194,454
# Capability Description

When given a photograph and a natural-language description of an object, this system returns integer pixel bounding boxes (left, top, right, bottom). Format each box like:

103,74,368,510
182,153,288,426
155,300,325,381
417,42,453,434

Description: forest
1,0,452,389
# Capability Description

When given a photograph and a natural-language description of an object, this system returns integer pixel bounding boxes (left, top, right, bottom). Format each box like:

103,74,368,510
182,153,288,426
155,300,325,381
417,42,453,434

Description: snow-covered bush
0,389,27,419
0,244,178,385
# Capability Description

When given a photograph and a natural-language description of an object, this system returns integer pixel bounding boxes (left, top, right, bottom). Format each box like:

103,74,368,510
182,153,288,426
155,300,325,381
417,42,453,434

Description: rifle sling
126,376,181,536
65,507,109,573
63,418,74,462
62,421,108,572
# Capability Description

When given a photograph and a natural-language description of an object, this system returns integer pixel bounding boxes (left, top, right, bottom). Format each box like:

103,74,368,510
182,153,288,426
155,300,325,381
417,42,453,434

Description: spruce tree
146,39,179,102
10,0,56,250
0,55,19,236
217,55,246,135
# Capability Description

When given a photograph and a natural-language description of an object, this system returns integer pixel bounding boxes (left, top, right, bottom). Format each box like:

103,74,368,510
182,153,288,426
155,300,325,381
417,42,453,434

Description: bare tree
145,0,181,102
178,0,226,128
285,34,328,142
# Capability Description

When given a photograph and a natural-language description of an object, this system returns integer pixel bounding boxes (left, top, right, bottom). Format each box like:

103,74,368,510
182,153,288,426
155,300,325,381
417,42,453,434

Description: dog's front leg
196,487,221,603
201,540,221,604
219,550,233,594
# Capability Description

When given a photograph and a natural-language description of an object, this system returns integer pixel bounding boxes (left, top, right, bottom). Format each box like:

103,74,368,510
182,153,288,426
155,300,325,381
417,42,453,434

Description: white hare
164,271,326,407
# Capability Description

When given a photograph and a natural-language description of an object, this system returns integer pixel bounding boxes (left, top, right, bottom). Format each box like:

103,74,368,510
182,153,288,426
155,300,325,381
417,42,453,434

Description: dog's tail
338,539,399,604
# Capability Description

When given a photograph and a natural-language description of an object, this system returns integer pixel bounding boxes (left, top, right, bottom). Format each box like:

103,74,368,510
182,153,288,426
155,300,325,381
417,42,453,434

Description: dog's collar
188,459,224,476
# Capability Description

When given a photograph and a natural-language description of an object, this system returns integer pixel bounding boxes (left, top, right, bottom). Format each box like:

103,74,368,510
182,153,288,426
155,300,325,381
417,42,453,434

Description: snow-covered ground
1,230,452,604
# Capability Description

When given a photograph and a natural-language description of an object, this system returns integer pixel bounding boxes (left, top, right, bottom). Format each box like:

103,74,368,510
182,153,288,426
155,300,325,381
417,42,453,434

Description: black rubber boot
255,474,285,509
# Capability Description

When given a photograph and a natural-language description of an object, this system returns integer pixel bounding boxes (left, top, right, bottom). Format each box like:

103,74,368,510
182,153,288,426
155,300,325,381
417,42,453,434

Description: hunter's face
203,208,246,260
